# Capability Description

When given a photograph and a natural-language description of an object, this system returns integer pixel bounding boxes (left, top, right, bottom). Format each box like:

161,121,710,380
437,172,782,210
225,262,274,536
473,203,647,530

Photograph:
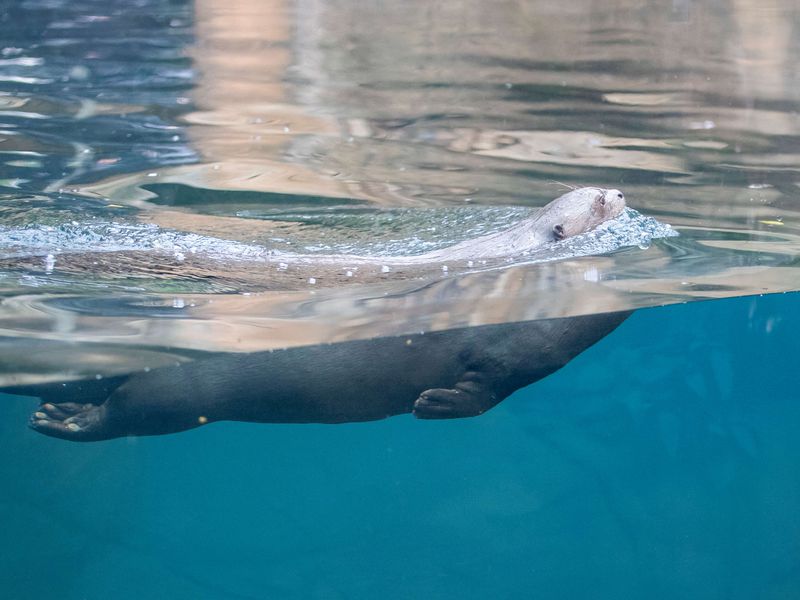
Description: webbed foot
29,402,109,442
413,388,492,419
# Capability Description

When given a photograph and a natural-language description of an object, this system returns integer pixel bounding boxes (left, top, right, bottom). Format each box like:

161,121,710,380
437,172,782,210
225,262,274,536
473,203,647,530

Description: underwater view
1,0,799,597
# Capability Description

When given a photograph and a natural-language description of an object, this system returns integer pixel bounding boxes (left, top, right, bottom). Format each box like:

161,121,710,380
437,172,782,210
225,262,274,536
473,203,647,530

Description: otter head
548,187,626,241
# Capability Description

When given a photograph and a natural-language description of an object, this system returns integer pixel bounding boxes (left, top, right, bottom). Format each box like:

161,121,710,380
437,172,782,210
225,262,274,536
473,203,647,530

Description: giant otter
7,186,633,440
21,310,630,441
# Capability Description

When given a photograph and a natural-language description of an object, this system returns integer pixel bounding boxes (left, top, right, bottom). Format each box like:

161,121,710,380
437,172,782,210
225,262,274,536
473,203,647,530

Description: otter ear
553,224,565,240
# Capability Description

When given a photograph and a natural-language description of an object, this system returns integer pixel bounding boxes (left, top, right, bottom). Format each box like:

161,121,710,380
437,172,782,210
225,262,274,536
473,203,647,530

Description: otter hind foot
29,402,108,442
413,388,493,419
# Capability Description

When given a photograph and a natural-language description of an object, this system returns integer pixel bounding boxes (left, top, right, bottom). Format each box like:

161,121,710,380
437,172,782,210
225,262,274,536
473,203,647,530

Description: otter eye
596,193,606,206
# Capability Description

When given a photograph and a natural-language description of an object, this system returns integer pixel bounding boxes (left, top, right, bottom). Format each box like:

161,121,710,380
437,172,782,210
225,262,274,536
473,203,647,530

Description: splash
0,221,274,262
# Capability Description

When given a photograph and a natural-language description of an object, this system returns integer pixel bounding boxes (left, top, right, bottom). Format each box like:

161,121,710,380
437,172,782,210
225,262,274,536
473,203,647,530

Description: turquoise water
2,292,799,599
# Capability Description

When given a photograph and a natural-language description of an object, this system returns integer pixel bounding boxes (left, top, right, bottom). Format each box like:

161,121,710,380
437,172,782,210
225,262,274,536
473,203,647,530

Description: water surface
2,0,800,381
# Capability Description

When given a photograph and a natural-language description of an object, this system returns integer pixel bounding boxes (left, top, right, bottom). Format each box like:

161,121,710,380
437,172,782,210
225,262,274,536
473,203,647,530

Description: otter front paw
29,402,109,442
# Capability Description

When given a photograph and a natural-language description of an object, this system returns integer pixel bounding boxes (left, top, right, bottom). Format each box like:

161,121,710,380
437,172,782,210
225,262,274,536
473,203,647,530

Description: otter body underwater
16,310,630,441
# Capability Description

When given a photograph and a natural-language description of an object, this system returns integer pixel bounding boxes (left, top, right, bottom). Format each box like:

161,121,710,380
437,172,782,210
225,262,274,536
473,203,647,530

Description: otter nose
607,189,624,202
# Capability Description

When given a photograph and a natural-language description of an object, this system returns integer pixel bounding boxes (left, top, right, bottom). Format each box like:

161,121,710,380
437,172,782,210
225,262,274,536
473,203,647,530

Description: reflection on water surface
1,0,800,382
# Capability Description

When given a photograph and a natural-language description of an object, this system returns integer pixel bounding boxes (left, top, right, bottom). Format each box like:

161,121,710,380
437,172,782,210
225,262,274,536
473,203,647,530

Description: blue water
2,292,798,599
